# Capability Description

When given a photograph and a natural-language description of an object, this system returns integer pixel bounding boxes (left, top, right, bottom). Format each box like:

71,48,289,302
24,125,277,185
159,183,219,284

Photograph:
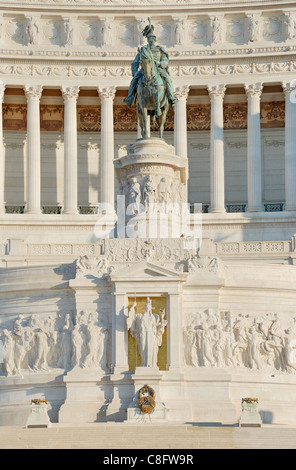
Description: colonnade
0,80,295,215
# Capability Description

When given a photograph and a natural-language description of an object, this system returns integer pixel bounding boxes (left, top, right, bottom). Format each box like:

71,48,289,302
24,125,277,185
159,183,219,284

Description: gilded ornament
138,384,156,414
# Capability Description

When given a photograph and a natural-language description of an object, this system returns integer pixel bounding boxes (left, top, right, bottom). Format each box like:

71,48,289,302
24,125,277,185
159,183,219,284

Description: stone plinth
58,368,107,424
126,367,168,422
239,398,262,427
114,138,189,239
115,138,188,210
26,402,51,428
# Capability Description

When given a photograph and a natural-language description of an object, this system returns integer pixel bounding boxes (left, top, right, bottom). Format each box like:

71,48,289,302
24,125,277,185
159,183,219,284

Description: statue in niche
127,297,167,368
101,18,113,46
248,14,260,42
284,13,296,40
136,18,146,46
211,16,222,44
124,17,177,139
175,19,186,45
26,17,39,45
64,18,74,46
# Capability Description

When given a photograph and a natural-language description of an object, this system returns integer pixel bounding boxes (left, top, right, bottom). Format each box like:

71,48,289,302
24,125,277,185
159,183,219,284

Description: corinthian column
24,85,43,214
0,82,5,215
245,83,263,212
208,84,226,213
61,86,79,215
98,86,116,211
283,81,296,211
174,85,189,159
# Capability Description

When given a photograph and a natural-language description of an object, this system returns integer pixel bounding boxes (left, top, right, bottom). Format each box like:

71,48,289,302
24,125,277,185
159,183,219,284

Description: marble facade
0,0,296,427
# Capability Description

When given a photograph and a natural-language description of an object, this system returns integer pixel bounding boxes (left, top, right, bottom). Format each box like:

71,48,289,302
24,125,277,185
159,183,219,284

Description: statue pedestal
115,138,188,239
126,367,168,422
26,402,51,428
59,368,107,424
239,399,262,427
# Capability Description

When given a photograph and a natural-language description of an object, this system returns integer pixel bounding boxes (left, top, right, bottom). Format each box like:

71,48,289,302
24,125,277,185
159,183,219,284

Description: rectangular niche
128,296,167,371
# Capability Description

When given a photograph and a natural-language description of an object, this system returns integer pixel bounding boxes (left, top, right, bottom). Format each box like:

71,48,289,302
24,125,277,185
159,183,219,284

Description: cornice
0,0,295,13
0,45,295,62
0,54,295,83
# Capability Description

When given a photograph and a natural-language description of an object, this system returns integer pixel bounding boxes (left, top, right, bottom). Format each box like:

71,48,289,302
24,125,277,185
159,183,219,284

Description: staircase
0,423,295,449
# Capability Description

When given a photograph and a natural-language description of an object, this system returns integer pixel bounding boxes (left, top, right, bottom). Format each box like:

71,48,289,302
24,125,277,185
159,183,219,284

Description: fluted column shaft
174,85,189,159
24,85,43,214
98,86,116,210
283,81,296,211
208,85,226,213
245,83,263,212
62,86,79,215
0,82,5,215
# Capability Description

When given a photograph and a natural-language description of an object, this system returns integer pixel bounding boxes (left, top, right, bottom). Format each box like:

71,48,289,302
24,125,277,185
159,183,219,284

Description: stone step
0,424,296,449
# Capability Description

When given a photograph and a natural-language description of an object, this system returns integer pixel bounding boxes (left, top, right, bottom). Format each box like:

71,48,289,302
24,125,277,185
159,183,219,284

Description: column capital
207,84,225,100
61,86,80,102
174,85,190,100
24,85,43,101
244,82,263,97
282,80,296,97
98,86,116,101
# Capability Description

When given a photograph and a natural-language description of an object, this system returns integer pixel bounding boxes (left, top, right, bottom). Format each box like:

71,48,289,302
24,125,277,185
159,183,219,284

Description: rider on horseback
124,19,178,108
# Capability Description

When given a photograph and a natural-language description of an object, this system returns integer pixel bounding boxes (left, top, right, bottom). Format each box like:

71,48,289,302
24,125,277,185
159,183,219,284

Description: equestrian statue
124,18,178,140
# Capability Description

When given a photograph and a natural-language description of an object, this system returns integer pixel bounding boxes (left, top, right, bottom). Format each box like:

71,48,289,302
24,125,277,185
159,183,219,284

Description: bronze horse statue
136,46,170,140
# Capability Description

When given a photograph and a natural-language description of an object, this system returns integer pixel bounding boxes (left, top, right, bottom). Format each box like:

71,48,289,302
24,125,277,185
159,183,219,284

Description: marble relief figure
127,297,167,367
184,311,296,373
0,310,109,376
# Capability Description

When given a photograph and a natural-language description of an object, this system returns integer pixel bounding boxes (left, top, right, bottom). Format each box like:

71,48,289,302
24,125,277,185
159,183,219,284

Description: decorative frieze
184,309,296,373
216,240,290,255
1,101,286,132
0,309,110,375
0,9,296,53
